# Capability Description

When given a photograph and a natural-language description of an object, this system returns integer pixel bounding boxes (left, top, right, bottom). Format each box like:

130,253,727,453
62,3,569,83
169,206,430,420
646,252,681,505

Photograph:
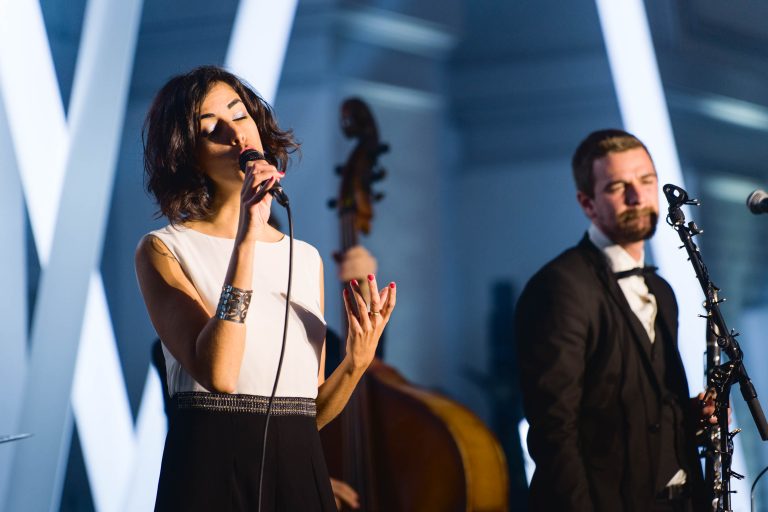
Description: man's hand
694,390,731,426
337,245,378,282
336,245,378,306
330,477,359,510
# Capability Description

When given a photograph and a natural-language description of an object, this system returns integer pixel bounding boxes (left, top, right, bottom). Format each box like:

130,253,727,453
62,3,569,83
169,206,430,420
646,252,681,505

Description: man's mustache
618,207,657,223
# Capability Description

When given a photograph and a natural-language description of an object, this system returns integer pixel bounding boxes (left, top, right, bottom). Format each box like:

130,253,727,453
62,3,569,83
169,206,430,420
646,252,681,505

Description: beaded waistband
173,392,316,417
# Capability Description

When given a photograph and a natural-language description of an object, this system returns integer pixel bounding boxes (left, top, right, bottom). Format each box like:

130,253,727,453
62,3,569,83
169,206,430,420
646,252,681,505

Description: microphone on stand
746,189,768,215
239,148,290,207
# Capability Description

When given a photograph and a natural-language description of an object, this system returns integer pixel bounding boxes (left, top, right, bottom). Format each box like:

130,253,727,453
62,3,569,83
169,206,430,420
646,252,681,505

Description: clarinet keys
688,221,703,235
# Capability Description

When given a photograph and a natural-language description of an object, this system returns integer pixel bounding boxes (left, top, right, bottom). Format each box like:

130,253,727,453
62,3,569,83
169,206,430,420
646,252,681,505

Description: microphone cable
257,186,292,512
238,148,294,511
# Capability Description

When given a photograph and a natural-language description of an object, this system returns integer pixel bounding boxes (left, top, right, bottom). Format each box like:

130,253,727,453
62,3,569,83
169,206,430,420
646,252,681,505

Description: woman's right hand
238,156,284,241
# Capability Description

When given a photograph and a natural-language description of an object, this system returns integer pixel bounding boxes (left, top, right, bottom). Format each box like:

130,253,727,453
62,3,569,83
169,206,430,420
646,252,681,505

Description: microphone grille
747,189,768,214
238,148,264,172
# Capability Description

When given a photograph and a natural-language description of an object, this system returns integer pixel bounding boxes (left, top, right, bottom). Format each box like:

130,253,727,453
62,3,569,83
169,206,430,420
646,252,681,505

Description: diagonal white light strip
73,275,137,512
0,0,68,506
0,71,29,509
122,369,167,512
595,0,696,364
73,274,167,512
595,0,749,508
5,0,145,509
225,0,298,104
0,0,68,266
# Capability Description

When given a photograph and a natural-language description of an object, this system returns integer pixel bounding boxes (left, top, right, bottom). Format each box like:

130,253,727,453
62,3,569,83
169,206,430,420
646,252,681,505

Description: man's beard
613,207,658,244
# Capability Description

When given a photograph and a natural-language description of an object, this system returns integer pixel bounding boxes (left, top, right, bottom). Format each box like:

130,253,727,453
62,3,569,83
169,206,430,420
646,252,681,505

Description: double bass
321,98,509,511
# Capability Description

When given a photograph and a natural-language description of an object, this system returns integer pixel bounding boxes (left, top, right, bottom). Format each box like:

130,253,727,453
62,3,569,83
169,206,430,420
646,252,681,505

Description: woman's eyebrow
198,99,243,120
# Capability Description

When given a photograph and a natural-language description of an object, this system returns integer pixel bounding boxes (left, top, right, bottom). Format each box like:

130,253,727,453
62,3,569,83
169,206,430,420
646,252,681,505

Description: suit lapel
578,235,662,395
644,275,675,346
645,274,691,398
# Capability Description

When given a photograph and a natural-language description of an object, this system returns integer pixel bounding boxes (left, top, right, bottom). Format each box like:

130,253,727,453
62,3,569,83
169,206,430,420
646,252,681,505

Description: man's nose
625,183,640,205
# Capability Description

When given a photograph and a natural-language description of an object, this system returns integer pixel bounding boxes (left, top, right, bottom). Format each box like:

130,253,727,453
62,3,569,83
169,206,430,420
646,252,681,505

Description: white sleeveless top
149,225,327,399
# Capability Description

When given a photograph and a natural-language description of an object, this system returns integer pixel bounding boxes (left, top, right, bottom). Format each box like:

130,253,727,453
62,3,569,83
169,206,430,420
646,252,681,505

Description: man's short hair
571,129,649,198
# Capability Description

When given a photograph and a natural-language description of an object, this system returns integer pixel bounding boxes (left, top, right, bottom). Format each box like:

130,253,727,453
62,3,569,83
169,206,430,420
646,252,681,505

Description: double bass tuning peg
377,143,390,155
372,168,387,182
327,198,337,209
374,192,385,202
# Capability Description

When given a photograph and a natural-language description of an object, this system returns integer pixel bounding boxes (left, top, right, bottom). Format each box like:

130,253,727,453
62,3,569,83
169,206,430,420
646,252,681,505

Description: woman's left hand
342,274,396,372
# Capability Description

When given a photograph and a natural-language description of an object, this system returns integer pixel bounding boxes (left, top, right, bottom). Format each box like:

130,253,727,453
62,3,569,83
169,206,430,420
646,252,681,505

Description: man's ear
576,190,595,220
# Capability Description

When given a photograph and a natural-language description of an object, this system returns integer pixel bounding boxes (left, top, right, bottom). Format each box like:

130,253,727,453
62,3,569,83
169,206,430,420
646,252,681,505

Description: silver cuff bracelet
215,284,253,323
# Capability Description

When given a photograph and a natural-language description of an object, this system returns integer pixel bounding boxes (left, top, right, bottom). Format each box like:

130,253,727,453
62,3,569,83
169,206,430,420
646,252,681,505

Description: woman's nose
231,129,246,146
226,122,246,146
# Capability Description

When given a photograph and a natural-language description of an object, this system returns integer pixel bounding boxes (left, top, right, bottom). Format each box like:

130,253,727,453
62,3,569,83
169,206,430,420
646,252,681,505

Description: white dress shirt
588,224,657,343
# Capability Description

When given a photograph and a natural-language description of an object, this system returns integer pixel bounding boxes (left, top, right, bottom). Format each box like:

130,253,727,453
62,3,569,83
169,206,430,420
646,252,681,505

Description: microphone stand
663,184,768,512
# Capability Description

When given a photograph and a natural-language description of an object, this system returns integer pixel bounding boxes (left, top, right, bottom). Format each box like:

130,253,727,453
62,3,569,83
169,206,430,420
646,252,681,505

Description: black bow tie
614,266,658,280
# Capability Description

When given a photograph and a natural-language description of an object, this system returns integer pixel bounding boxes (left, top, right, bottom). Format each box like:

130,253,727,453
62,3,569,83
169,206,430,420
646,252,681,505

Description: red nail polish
351,279,359,287
367,274,374,281
343,288,348,297
389,282,396,289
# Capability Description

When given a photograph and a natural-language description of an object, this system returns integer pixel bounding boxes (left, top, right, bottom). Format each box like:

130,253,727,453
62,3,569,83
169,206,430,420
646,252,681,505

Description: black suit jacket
515,235,704,511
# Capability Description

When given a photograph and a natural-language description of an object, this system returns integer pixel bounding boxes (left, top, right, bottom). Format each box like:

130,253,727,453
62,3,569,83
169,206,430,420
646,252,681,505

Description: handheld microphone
746,189,768,214
239,148,289,207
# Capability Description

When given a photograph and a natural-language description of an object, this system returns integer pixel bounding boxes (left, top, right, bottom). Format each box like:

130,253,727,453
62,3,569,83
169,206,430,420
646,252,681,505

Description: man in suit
515,129,711,511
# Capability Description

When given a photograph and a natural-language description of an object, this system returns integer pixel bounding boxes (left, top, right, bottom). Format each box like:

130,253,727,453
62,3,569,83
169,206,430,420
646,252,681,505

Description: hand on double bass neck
336,245,377,282
330,477,360,510
343,274,396,373
335,245,377,306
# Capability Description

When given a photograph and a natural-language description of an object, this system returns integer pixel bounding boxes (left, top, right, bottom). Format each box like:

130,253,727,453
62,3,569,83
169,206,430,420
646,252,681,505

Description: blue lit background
2,0,768,510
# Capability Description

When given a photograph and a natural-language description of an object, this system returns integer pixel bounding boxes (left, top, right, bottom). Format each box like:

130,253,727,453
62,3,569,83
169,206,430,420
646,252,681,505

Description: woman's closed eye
201,121,218,138
200,111,248,138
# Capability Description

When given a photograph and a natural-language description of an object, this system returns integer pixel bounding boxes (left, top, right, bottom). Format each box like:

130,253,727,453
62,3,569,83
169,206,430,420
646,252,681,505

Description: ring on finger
369,310,381,316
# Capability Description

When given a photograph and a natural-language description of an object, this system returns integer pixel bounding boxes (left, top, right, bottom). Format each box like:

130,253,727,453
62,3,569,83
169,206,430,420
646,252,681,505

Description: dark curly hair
143,65,299,224
571,128,650,198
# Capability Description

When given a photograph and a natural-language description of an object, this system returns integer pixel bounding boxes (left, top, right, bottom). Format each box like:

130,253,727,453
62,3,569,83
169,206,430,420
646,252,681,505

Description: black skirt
155,393,337,512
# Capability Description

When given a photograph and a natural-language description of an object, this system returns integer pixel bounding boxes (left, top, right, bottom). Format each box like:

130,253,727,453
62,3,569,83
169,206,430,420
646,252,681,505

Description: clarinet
663,184,768,512
705,316,724,511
